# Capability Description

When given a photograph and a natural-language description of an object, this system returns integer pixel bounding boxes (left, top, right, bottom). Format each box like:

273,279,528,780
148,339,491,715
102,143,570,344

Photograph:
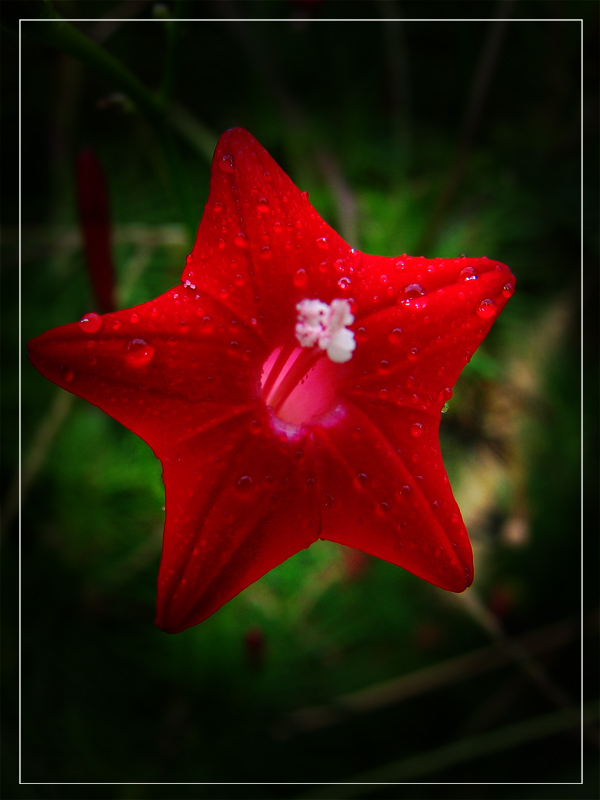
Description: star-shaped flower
28,128,515,633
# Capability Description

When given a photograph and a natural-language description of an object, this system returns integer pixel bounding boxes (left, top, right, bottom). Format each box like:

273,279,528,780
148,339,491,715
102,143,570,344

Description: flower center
260,298,355,428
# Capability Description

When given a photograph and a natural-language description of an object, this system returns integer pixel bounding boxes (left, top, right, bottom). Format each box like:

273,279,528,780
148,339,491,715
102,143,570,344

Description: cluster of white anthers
295,298,356,364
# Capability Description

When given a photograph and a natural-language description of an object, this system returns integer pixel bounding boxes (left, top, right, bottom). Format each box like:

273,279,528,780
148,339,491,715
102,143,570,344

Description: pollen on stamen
295,298,356,363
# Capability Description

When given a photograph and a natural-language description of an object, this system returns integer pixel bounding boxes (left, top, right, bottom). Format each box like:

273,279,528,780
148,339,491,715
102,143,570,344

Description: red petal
313,403,472,592
156,421,321,632
28,287,267,455
184,128,356,345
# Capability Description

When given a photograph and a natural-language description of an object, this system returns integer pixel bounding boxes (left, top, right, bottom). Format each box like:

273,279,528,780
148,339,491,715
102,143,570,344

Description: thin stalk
269,348,323,415
261,342,297,403
297,702,596,797
24,7,214,243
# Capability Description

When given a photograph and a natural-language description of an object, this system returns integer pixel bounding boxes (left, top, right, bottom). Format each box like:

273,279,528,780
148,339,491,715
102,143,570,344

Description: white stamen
295,298,356,363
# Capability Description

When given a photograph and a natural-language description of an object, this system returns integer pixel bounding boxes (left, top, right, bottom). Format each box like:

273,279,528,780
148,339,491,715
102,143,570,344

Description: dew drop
234,232,249,249
408,346,419,361
411,421,424,438
439,386,453,403
293,268,308,287
200,316,214,333
273,221,283,234
459,266,478,281
218,238,225,250
78,312,102,333
60,365,74,382
337,276,351,291
300,190,309,200
502,282,515,298
219,154,234,173
248,419,263,435
256,198,269,214
402,283,425,301
130,312,140,324
476,298,497,319
356,472,369,486
388,328,403,346
316,237,329,250
125,339,155,367
259,246,272,260
236,475,254,492
400,484,412,497
213,201,224,213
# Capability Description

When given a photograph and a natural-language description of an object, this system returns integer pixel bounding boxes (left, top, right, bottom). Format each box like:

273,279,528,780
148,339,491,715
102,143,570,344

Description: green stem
24,5,215,244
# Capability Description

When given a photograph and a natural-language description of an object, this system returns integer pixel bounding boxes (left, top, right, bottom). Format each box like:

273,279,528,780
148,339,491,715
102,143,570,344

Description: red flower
28,128,515,633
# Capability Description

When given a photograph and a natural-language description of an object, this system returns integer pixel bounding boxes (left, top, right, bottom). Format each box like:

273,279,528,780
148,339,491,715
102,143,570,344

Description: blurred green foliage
3,1,598,797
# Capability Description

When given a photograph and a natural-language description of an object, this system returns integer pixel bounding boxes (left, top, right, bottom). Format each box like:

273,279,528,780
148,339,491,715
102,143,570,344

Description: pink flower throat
261,343,339,427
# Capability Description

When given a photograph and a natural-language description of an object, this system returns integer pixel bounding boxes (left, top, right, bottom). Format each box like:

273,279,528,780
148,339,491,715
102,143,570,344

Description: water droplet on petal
60,365,74,382
403,283,425,301
316,237,329,250
476,298,497,319
236,475,254,492
125,339,155,367
459,266,478,281
502,282,515,298
219,154,234,173
234,232,249,249
256,198,269,214
259,246,272,260
293,268,308,288
408,346,419,361
337,276,351,291
388,328,403,345
130,312,140,324
411,421,424,437
400,484,412,496
213,201,224,213
79,312,102,333
300,190,309,200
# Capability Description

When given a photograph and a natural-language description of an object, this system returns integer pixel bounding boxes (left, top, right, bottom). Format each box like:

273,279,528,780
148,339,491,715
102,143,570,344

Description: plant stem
24,7,214,244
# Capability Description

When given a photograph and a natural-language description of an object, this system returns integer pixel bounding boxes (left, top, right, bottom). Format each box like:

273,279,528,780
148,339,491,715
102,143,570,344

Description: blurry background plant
2,1,598,797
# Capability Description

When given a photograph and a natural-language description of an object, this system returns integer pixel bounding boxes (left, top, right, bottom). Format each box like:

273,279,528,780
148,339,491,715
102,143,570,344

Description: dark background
2,1,598,798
